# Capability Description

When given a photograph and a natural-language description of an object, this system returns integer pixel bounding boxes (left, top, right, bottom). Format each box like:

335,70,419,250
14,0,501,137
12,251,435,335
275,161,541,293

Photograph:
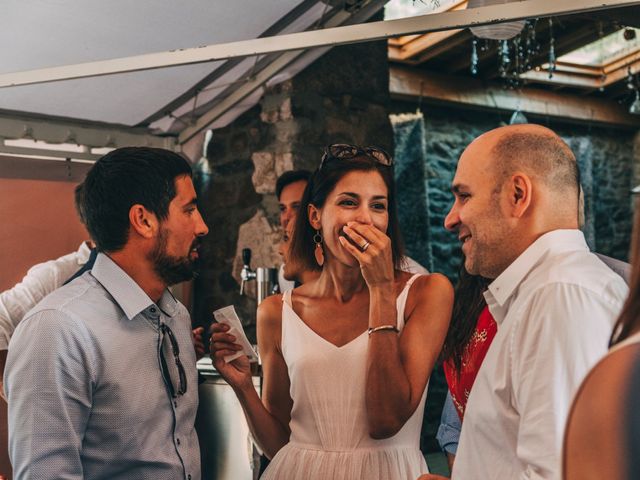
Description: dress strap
283,289,293,307
396,273,424,331
404,273,422,289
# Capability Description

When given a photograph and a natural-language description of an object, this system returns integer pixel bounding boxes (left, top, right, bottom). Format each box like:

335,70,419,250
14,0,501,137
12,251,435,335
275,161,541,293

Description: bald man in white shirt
420,124,628,480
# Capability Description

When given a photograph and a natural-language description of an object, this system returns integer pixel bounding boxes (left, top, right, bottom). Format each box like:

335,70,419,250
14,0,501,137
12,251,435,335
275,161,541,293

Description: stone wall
192,37,393,341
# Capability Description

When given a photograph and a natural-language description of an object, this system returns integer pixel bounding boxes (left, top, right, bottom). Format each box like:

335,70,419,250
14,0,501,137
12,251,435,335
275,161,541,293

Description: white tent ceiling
0,0,638,163
0,0,325,127
0,0,395,160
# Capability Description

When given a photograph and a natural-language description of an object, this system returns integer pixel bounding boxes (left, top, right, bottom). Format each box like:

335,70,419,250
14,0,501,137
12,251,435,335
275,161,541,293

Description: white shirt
401,255,429,275
0,242,91,349
278,264,296,292
452,230,628,480
595,252,631,284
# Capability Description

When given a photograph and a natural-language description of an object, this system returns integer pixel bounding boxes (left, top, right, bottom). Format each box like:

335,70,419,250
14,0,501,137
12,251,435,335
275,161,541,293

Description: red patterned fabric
443,306,497,420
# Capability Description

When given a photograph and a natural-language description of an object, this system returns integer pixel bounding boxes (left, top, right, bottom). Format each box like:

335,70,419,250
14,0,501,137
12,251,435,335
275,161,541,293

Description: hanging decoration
467,0,525,40
509,107,529,125
628,69,640,115
469,17,543,90
470,38,479,75
630,90,640,115
627,67,636,92
547,18,556,79
498,40,510,78
460,6,638,120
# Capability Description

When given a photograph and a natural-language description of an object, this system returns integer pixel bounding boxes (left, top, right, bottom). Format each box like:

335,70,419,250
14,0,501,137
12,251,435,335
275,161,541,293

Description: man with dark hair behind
276,169,312,230
5,147,209,480
276,170,313,291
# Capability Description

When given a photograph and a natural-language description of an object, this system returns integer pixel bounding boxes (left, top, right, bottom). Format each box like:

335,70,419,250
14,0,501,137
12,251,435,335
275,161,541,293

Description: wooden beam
520,69,604,88
389,66,640,128
552,61,604,76
522,54,640,89
605,49,640,74
430,0,468,16
602,56,640,85
391,29,467,63
389,34,425,47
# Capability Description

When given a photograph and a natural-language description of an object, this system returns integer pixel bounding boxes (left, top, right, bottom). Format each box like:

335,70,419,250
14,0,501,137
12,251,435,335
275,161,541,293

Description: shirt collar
76,241,93,265
484,229,589,323
91,253,178,321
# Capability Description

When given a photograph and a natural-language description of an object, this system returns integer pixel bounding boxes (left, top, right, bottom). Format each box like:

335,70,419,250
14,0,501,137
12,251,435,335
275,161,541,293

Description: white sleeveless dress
261,274,429,480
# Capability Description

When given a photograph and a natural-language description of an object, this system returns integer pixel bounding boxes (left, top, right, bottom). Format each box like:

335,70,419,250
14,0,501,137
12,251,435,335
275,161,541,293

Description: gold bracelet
367,325,399,336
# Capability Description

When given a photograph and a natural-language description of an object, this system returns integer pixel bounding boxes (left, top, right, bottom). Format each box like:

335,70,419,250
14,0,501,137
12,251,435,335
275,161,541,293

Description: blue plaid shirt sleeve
436,391,461,455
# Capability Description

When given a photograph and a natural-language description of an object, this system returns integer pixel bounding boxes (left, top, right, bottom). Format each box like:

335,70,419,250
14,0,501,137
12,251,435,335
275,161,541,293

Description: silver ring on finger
361,241,371,252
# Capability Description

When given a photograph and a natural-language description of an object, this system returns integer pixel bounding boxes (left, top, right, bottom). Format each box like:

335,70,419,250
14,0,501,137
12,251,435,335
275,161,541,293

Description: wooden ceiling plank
553,61,605,75
395,29,466,61
521,69,604,87
604,49,640,73
389,35,421,46
602,57,640,84
389,66,640,127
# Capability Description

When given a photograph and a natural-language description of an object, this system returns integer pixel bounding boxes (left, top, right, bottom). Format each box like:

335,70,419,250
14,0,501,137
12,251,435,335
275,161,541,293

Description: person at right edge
420,124,627,480
563,193,640,478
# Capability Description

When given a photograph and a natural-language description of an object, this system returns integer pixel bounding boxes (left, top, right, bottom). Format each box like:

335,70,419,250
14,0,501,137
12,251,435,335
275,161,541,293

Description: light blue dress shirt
436,391,461,455
5,253,201,480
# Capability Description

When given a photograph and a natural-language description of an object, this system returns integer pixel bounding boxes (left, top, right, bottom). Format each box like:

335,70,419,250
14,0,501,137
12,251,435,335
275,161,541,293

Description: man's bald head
445,124,581,278
487,124,579,202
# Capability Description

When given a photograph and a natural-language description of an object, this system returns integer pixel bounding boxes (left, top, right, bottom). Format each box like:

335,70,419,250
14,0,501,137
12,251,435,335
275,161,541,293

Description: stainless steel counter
196,356,261,480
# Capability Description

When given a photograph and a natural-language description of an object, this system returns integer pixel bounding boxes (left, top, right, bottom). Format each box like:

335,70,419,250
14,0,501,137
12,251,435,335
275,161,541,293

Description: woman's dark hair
288,154,404,272
610,202,640,346
441,263,489,374
81,147,192,252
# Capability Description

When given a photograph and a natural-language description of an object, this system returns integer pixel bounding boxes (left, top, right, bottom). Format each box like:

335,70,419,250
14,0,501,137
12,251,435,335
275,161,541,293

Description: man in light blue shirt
5,147,209,480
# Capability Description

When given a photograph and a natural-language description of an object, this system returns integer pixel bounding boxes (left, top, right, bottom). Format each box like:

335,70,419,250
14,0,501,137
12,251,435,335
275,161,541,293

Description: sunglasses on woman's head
319,144,393,170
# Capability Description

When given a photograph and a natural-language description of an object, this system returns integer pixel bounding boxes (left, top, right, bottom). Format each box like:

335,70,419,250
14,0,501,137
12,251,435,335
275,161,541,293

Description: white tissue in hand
213,305,259,363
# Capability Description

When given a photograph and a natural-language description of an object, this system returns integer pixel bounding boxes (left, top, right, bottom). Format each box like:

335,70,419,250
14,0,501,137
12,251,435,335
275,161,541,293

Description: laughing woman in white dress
211,144,453,480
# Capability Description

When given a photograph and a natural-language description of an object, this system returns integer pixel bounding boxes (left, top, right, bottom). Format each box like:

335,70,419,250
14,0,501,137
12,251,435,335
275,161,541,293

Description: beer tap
239,247,279,304
240,248,256,295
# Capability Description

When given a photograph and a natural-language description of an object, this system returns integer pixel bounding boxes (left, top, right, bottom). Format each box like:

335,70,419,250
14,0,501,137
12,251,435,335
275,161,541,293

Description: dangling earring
313,230,324,267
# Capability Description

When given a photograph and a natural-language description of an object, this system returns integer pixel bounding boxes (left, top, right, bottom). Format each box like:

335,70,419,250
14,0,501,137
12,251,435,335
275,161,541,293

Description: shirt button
174,400,178,408
150,307,157,313
188,475,191,480
176,438,181,445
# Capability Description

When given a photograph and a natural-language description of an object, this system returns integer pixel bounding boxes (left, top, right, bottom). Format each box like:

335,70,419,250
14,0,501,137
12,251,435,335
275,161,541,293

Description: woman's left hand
339,221,394,289
192,327,206,361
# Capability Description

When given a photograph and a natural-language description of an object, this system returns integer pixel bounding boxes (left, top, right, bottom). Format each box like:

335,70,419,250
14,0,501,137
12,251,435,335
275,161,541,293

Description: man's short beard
150,228,198,286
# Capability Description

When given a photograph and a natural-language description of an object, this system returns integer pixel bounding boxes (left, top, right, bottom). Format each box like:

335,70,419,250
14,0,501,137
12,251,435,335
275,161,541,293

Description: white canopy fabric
0,0,636,155
0,0,319,127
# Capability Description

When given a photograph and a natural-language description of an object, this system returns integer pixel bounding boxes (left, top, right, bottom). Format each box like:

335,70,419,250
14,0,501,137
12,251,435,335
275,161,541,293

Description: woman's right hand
209,322,252,390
